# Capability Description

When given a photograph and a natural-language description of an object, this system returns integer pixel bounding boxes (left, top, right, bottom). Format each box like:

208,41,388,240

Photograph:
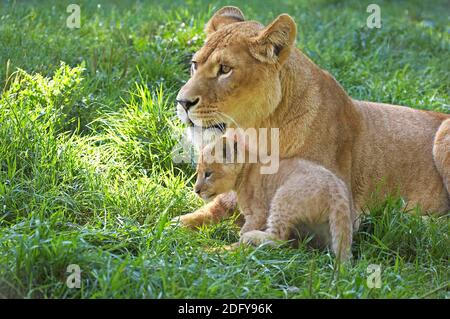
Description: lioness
174,6,450,229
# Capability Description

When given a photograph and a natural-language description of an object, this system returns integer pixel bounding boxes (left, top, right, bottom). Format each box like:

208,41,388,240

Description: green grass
0,0,449,298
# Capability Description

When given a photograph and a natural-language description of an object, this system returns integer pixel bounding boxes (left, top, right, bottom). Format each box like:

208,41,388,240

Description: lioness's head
177,6,297,131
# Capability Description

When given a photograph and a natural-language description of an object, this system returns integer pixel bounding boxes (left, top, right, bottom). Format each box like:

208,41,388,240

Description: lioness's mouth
204,123,226,132
188,120,226,132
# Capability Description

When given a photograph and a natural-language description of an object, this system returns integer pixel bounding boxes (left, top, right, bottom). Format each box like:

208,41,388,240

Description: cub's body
195,144,355,260
237,159,355,261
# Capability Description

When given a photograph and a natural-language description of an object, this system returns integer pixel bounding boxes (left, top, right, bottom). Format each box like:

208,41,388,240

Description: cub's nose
176,97,200,111
194,185,201,195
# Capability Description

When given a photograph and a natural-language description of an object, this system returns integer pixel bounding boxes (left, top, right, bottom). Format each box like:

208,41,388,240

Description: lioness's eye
205,171,212,179
218,64,231,76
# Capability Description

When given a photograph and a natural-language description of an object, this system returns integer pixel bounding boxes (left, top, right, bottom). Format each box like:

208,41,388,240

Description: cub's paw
169,211,208,229
240,230,276,247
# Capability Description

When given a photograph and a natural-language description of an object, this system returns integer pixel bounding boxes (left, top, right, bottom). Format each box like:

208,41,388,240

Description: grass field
0,0,449,298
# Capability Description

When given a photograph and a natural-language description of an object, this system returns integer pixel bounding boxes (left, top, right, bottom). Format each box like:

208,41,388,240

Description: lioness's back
351,100,449,213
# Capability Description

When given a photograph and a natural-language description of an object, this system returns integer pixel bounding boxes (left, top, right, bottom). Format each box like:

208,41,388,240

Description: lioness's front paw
240,230,276,247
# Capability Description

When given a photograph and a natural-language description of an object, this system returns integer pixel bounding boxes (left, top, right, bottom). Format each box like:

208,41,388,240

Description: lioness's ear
250,14,297,64
205,6,245,36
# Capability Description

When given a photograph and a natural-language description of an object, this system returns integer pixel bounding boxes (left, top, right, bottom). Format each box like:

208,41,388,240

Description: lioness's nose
176,97,200,111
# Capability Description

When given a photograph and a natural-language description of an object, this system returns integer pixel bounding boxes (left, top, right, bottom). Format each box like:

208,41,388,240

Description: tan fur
175,7,450,228
195,138,356,261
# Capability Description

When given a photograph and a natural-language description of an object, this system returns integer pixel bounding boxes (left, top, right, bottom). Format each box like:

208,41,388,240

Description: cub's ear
250,14,297,64
205,6,245,36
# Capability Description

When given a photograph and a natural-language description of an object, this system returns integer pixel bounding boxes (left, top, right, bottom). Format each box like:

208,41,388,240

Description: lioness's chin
185,125,226,150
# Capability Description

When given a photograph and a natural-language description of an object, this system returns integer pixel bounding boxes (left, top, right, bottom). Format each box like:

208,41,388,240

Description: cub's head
177,6,297,131
194,134,245,202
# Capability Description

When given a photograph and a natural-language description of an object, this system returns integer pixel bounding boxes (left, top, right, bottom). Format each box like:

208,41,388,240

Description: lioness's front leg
173,191,237,229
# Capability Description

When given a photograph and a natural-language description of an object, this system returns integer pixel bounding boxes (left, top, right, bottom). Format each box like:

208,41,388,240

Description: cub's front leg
239,204,268,237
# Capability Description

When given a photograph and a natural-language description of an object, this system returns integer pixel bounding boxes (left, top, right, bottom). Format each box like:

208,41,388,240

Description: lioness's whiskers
213,111,241,129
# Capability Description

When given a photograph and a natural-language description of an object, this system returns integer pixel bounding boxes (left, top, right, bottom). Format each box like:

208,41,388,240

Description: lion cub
194,134,356,261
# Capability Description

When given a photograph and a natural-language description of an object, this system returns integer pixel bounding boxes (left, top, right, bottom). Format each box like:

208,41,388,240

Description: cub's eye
204,171,212,179
218,64,232,76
